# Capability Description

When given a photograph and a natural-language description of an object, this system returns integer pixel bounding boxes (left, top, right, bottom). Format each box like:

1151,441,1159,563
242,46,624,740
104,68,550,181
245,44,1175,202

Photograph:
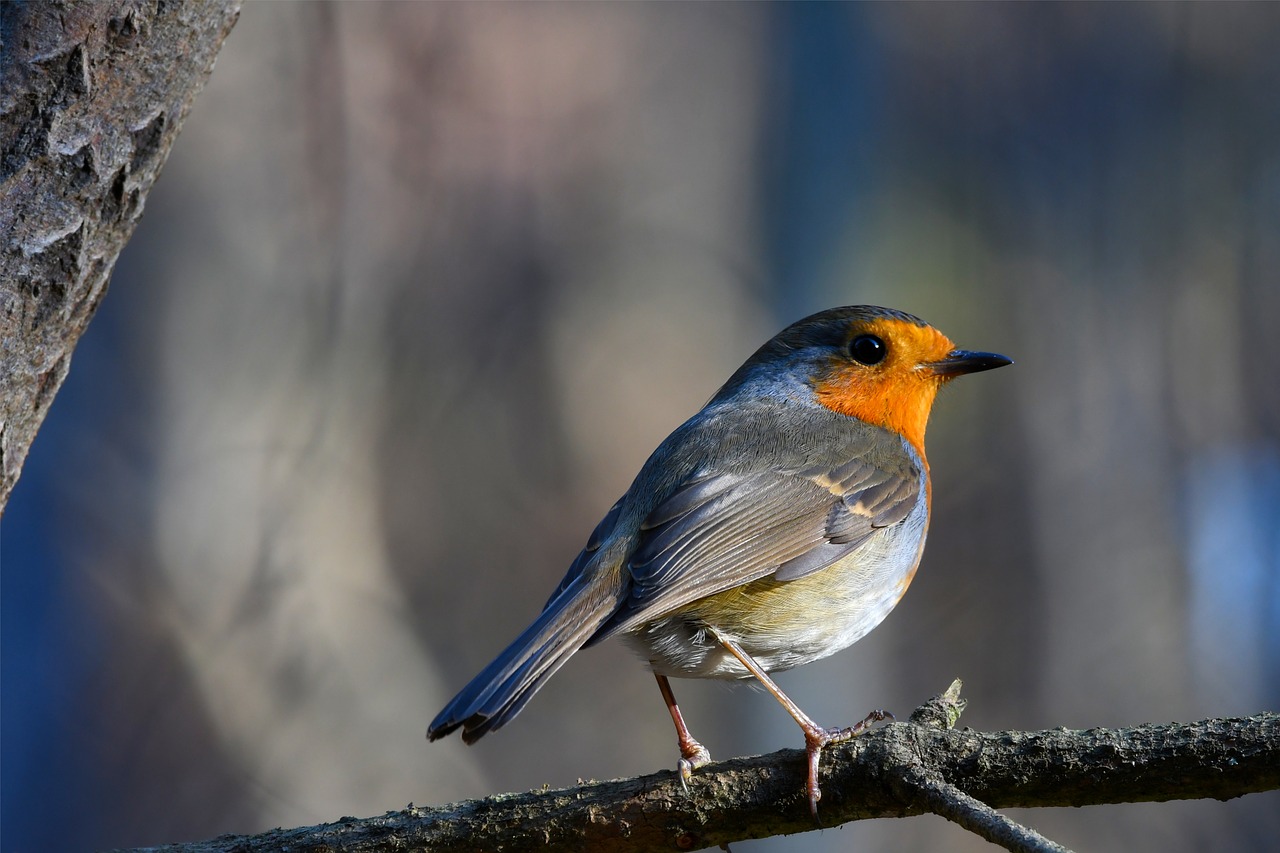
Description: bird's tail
428,575,617,744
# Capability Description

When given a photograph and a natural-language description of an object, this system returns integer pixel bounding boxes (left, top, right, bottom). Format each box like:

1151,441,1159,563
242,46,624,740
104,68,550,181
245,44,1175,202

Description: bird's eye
848,334,886,365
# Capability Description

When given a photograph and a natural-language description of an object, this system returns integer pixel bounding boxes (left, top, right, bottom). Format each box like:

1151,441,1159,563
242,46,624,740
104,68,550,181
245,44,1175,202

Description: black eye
848,334,886,365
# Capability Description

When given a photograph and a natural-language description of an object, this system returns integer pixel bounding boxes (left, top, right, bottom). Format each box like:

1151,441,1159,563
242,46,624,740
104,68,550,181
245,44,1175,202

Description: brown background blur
5,4,1279,851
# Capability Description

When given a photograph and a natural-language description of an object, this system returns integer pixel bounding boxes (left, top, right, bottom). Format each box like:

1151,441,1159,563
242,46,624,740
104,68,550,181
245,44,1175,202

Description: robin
428,305,1011,815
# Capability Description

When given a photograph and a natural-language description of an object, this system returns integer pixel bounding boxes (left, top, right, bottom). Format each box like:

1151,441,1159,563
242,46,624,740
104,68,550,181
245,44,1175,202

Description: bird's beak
926,349,1013,378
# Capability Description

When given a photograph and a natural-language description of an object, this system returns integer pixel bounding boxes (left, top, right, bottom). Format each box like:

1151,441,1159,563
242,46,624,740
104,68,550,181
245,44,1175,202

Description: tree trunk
0,0,241,513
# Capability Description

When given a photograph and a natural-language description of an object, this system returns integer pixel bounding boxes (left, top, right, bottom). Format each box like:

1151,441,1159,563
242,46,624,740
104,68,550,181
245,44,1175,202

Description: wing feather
590,449,922,641
543,497,623,609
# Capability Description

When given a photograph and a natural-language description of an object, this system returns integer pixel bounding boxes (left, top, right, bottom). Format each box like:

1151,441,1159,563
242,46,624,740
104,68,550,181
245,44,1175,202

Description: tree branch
888,764,1073,853
115,682,1280,853
883,680,1074,853
0,0,241,514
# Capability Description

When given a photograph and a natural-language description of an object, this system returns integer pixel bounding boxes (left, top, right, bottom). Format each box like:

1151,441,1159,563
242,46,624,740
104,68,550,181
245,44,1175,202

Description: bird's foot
676,740,713,791
802,709,894,820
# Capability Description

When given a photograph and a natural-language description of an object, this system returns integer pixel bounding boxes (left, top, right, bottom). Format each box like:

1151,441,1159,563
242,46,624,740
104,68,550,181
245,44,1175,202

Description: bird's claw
804,709,894,820
676,742,712,792
821,709,894,744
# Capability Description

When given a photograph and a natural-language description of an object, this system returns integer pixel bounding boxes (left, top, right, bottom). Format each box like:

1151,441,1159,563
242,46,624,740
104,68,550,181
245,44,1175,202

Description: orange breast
810,316,955,459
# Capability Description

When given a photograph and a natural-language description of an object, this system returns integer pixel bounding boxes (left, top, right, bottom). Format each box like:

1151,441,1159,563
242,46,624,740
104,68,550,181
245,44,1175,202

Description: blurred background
4,3,1279,851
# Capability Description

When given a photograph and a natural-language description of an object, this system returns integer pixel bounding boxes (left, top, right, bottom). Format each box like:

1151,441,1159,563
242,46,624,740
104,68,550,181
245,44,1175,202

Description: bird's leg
655,673,712,789
706,625,891,820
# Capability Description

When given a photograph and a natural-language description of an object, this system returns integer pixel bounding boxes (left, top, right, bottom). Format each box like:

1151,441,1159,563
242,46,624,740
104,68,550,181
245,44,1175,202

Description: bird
428,305,1011,816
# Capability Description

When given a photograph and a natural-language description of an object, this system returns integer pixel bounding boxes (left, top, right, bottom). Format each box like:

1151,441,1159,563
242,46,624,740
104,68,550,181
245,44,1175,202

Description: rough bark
113,683,1280,853
0,0,241,514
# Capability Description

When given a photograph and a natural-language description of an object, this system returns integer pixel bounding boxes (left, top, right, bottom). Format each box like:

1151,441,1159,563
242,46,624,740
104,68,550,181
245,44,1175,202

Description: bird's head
722,306,1012,455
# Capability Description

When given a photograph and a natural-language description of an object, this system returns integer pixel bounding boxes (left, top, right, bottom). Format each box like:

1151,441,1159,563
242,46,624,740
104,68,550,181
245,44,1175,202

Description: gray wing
590,451,922,642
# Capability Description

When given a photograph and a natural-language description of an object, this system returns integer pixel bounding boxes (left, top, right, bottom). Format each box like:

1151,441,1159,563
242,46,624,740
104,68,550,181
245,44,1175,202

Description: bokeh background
5,4,1279,851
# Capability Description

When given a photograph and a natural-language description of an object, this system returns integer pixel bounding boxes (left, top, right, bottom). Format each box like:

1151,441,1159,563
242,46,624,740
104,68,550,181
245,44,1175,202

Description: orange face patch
811,317,957,456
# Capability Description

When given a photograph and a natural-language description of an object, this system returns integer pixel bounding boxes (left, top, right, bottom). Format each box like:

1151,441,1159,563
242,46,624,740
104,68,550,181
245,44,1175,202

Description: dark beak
927,349,1013,378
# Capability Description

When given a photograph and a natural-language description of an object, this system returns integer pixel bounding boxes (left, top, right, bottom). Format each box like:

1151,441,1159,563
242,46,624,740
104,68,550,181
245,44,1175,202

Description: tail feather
458,652,570,743
428,576,616,742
